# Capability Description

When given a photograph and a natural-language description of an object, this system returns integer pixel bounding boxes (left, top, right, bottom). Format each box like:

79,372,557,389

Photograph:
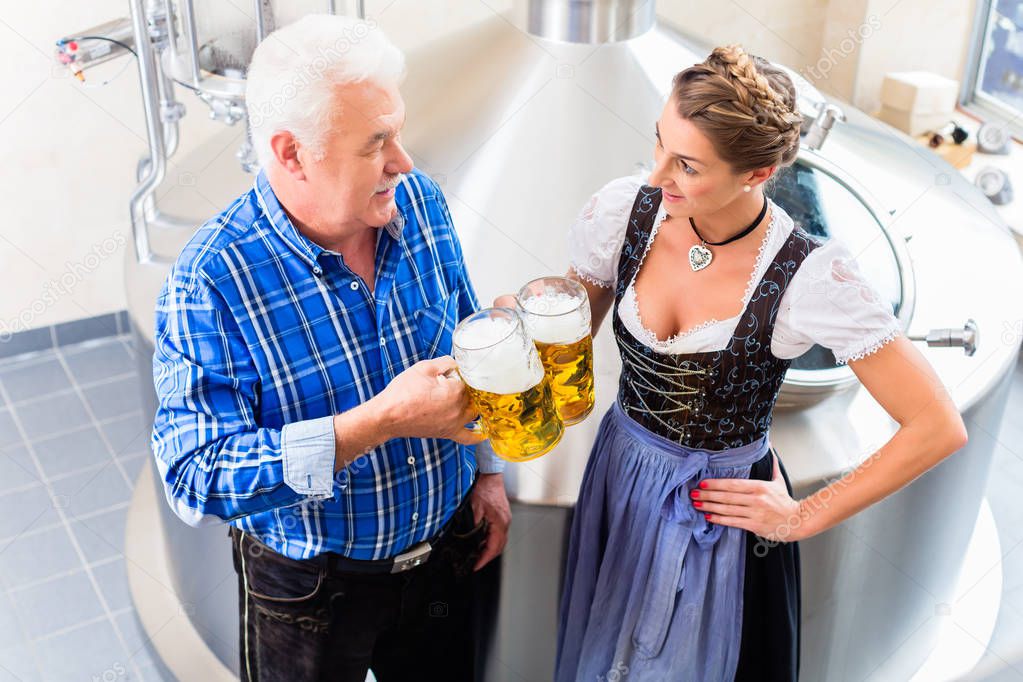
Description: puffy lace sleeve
772,238,903,365
567,175,643,288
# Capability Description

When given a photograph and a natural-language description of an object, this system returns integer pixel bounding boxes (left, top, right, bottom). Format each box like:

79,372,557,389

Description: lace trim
569,264,614,289
624,288,721,351
625,200,783,350
742,200,782,307
834,321,902,365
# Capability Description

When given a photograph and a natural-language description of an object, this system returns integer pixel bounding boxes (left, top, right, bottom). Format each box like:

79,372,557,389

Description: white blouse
568,175,902,365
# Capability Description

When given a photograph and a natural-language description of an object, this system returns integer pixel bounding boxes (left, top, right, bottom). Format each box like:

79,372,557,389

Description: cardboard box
881,71,959,114
876,105,953,136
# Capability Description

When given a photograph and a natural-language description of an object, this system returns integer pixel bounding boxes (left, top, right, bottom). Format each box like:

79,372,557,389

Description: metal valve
908,319,979,357
803,102,846,151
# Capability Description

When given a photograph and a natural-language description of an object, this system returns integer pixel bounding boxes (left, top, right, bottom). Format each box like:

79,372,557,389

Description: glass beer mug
452,308,564,462
516,276,596,426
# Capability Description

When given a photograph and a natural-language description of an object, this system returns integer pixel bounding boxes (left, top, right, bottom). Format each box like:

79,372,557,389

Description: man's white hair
246,14,405,170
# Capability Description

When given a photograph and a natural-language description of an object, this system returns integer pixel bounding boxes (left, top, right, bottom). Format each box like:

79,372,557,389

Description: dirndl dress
555,185,817,682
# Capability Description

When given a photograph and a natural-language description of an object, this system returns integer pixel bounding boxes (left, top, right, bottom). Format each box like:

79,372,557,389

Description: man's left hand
469,473,511,571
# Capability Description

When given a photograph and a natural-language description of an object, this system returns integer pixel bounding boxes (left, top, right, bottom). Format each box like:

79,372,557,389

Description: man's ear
270,131,305,180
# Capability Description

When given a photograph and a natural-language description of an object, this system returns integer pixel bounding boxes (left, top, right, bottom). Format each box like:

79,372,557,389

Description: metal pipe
526,0,655,43
150,1,186,224
804,102,846,151
128,0,175,265
356,0,366,19
153,2,182,163
179,0,201,87
157,71,181,160
144,0,165,18
908,320,979,356
163,0,178,63
254,0,267,43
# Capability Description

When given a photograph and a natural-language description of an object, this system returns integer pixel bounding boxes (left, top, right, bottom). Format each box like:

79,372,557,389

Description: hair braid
671,44,803,172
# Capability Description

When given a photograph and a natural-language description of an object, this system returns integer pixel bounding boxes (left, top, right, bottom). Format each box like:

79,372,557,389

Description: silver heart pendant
689,244,713,272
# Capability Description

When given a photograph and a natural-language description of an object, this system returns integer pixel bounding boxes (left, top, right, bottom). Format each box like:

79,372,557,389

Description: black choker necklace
686,196,769,272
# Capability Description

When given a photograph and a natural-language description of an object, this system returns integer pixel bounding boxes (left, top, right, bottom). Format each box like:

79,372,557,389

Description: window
962,0,1023,137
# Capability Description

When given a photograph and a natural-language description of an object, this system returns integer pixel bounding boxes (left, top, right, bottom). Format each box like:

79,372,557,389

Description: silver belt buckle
390,541,432,573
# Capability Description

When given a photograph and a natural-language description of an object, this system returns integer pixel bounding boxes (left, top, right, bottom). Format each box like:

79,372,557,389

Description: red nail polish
693,501,703,508
699,481,708,489
704,514,712,521
690,490,699,498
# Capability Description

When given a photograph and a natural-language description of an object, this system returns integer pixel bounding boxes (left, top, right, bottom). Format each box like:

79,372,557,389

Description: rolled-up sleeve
472,440,506,474
281,415,336,496
152,275,334,527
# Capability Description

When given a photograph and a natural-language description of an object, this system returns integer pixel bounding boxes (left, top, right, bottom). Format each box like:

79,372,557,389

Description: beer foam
520,292,590,344
455,316,543,394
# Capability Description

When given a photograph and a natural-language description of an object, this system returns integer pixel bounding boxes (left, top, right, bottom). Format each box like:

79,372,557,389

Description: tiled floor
0,334,1022,681
0,336,160,682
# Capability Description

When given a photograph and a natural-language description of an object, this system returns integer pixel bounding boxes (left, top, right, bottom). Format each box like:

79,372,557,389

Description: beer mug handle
442,367,489,438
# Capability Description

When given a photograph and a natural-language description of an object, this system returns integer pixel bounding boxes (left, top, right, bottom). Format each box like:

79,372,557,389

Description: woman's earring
743,184,751,193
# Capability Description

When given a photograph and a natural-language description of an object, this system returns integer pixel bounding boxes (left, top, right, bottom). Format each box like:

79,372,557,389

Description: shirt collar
384,205,405,240
254,170,406,267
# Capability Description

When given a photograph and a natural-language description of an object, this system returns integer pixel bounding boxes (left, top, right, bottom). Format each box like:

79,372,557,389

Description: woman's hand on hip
692,453,807,542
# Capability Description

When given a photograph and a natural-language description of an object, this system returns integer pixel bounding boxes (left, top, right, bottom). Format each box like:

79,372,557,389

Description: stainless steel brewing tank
397,13,1022,682
123,9,1022,682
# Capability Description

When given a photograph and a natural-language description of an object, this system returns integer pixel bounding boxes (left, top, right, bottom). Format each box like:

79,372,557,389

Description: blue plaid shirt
152,168,504,561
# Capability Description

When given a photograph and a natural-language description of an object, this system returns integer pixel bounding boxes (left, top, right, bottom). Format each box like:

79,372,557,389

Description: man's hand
376,356,486,446
333,356,486,471
493,294,516,309
469,472,511,571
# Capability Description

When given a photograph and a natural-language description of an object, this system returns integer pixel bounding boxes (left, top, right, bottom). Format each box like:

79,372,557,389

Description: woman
552,45,968,681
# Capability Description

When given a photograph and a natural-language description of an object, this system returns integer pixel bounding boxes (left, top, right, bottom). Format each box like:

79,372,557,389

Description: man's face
300,81,414,230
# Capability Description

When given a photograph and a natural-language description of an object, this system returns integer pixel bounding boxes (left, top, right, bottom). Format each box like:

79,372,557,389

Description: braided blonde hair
671,44,803,173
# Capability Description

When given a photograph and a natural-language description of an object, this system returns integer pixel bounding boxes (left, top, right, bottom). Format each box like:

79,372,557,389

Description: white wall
0,0,981,333
0,1,231,336
658,0,978,112
0,0,517,336
1,2,142,335
659,0,829,76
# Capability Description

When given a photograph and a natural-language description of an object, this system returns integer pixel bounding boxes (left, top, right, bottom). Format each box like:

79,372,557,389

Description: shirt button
313,267,322,277
380,336,386,346
406,456,415,465
411,512,419,521
349,281,359,291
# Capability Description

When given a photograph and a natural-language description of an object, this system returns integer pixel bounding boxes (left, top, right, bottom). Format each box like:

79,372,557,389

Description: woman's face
647,96,763,218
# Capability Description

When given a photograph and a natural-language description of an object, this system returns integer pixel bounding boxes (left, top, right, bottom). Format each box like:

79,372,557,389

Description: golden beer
534,334,595,426
464,381,564,462
517,277,596,426
453,308,564,462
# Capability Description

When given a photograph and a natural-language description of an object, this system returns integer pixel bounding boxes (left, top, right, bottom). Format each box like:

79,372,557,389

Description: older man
151,14,509,682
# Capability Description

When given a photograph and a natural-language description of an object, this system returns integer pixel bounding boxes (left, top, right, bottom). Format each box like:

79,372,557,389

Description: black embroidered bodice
612,186,821,450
